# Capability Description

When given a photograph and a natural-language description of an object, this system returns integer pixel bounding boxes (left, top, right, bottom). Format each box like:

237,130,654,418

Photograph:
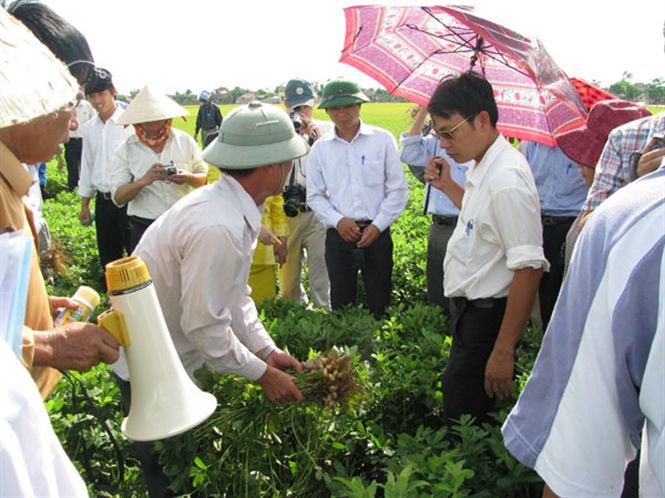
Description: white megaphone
98,256,216,442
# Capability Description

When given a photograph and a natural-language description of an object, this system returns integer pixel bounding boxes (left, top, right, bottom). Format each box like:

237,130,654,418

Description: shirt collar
467,134,509,186
0,141,33,196
218,174,262,234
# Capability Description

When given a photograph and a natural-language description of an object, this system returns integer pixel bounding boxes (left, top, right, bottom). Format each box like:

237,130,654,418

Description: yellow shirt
0,141,60,399
252,195,288,266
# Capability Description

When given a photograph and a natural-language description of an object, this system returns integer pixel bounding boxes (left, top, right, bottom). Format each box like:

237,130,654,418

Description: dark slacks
426,220,456,315
128,215,155,253
325,227,393,317
442,296,507,427
114,375,174,497
539,216,576,329
64,137,82,190
95,193,130,281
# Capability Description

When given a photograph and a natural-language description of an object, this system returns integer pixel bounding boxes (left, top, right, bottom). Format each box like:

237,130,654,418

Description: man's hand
48,295,78,320
336,217,362,243
32,322,120,372
274,237,288,265
258,225,280,246
79,205,92,227
424,155,452,189
256,365,304,404
265,349,303,373
484,348,515,399
357,224,380,248
142,163,169,186
637,145,665,178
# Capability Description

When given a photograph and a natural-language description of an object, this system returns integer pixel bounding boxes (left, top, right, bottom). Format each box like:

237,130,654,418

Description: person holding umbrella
424,72,548,427
400,105,471,315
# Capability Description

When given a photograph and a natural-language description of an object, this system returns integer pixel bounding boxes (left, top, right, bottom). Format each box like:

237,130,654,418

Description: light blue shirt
519,141,588,217
399,133,470,217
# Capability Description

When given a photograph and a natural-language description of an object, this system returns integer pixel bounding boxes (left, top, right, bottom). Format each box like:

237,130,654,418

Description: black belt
129,215,155,228
453,297,507,309
97,191,112,200
541,215,576,226
432,215,458,226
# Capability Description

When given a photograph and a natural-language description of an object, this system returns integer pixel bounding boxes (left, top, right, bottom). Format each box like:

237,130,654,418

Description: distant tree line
122,73,665,106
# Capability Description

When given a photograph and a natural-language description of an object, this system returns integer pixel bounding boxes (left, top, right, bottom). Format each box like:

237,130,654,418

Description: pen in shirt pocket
361,155,366,165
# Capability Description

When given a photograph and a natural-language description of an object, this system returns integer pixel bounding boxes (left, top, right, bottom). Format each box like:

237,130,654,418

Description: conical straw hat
0,9,79,128
117,85,188,125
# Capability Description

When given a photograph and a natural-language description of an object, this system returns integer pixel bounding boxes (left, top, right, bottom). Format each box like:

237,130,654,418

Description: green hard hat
203,101,309,169
319,79,369,109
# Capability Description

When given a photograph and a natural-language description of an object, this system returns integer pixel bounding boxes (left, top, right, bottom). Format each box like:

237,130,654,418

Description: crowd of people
1,2,663,497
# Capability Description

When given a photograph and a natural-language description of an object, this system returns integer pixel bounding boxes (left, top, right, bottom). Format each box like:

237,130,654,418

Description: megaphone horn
100,256,216,442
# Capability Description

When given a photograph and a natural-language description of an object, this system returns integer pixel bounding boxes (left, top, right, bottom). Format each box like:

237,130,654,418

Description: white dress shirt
306,122,409,232
109,128,208,219
1,341,88,497
78,105,134,197
113,176,275,382
444,135,549,299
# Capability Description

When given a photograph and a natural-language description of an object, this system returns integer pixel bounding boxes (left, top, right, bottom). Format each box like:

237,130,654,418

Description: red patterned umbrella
569,77,618,111
340,5,587,146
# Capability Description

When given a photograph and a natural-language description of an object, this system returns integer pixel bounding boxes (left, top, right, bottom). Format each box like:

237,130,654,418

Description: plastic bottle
54,285,101,326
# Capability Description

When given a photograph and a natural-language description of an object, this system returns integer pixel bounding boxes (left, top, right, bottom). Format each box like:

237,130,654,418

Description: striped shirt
582,113,665,211
503,164,665,497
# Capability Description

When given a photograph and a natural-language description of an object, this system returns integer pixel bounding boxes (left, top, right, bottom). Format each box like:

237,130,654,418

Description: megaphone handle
97,309,131,346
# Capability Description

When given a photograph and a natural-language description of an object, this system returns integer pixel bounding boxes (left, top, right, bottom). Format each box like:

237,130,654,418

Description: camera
283,184,307,217
289,109,302,131
163,162,177,176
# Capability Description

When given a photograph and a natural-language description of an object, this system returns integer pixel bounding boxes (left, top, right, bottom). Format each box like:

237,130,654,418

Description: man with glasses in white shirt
424,72,548,427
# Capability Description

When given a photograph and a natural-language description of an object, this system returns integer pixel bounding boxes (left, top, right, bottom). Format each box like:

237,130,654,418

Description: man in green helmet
111,101,307,495
306,79,409,317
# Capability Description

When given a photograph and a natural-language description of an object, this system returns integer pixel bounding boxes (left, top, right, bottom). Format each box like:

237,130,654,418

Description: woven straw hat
117,85,188,125
0,9,79,128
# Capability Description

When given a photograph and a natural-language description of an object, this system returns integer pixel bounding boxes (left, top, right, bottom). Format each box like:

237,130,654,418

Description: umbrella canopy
570,77,618,111
340,5,587,146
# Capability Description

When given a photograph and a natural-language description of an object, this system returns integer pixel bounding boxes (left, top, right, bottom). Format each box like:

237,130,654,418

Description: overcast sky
40,0,664,96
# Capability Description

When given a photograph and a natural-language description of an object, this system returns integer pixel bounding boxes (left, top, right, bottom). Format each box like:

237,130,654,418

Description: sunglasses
434,115,474,140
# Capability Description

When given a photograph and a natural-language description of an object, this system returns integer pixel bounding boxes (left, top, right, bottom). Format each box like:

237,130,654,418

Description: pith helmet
319,79,369,109
203,101,309,169
284,79,315,108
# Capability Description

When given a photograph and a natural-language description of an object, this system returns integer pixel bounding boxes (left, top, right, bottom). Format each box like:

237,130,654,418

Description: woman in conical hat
110,85,208,250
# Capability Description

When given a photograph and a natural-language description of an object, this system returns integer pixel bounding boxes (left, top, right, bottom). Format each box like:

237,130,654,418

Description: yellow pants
249,264,277,305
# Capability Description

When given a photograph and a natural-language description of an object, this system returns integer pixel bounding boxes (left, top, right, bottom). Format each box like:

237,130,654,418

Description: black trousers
442,296,507,427
64,138,82,190
128,215,155,253
325,227,393,317
539,217,576,329
95,193,130,284
114,375,174,497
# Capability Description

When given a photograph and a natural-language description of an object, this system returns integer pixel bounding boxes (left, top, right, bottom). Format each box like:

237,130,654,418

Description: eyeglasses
434,115,474,140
